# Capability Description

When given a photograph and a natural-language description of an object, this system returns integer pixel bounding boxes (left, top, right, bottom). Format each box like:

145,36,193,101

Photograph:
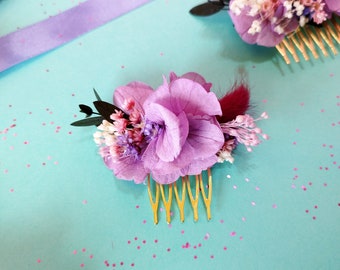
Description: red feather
217,83,250,123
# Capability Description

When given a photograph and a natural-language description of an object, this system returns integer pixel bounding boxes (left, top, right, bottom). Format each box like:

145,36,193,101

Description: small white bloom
217,150,234,164
284,10,293,19
299,15,308,27
294,2,305,16
283,0,293,10
274,25,284,34
248,20,262,35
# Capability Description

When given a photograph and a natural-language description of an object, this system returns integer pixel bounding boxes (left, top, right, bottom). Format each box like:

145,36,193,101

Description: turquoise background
1,0,339,269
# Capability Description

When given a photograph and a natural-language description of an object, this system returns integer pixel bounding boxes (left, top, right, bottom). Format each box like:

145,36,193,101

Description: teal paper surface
1,1,339,269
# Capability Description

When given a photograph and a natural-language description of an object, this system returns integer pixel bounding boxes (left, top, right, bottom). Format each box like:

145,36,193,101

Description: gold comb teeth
276,15,340,64
147,168,213,224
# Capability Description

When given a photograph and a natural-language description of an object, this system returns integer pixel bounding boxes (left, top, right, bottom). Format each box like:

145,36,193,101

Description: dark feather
217,84,250,123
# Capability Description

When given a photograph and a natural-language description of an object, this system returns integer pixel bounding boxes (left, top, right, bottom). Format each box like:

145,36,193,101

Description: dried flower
73,72,268,185
228,0,333,46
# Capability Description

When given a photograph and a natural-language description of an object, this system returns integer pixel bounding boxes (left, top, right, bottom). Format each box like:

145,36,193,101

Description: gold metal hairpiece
276,15,340,64
147,168,213,224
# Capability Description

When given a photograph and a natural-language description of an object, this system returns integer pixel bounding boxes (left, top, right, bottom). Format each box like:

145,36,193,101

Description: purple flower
229,0,299,47
142,75,224,184
100,82,154,184
99,73,224,185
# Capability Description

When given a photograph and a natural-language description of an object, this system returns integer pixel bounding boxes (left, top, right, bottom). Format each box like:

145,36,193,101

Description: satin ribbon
0,0,152,73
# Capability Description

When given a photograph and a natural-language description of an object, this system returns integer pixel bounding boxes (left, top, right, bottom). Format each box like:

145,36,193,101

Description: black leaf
79,104,94,117
190,2,225,16
71,116,104,127
93,101,128,123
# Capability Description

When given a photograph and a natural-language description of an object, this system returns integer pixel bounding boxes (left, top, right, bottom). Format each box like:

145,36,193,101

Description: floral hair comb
191,0,340,64
71,72,268,224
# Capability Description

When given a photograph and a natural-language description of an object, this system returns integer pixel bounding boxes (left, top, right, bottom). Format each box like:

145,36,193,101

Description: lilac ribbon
0,0,152,73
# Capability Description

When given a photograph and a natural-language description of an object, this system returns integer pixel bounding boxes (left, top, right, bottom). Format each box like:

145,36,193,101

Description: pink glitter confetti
182,242,190,249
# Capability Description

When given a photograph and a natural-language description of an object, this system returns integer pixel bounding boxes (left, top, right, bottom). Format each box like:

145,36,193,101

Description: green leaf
93,88,102,101
79,104,93,116
189,2,225,16
93,101,128,123
70,116,104,127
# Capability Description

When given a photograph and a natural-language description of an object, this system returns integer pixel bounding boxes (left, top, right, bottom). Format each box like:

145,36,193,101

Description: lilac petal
145,103,189,162
104,155,147,184
170,72,212,92
255,22,285,47
182,156,217,176
152,171,182,185
228,9,258,44
169,78,221,115
187,116,224,154
169,78,222,116
142,140,180,176
169,71,178,82
325,0,340,14
145,78,221,116
114,81,153,111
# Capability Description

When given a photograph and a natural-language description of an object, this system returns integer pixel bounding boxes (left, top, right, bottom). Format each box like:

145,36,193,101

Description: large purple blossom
142,75,224,184
101,73,224,184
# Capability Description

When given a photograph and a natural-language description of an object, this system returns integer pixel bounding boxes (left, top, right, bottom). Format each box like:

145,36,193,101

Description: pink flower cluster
229,0,339,47
93,72,268,185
